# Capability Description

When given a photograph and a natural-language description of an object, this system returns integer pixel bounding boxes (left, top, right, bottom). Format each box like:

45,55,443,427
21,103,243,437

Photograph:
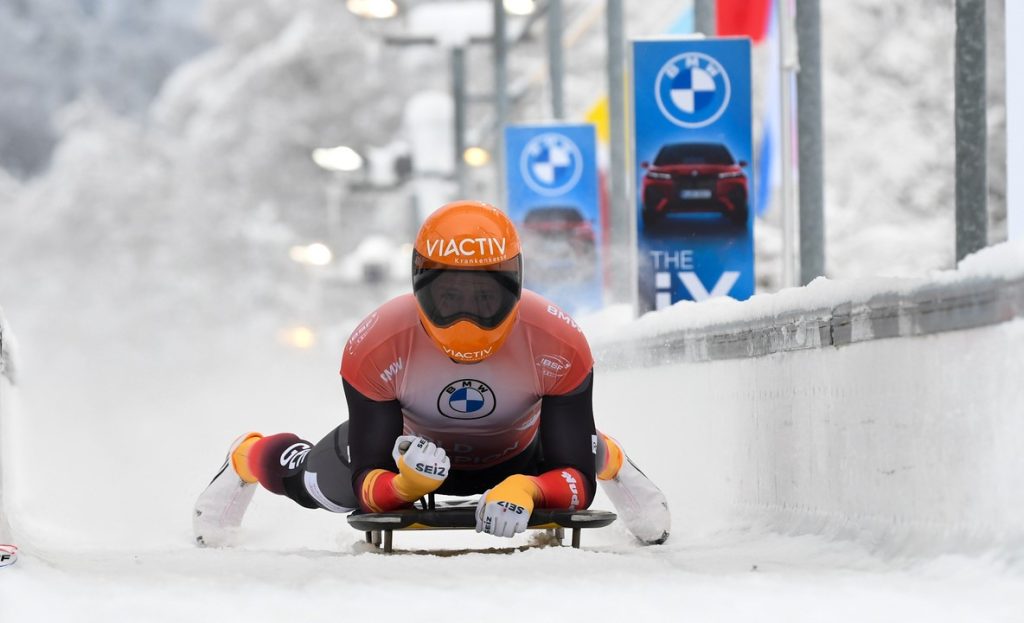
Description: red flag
716,0,772,43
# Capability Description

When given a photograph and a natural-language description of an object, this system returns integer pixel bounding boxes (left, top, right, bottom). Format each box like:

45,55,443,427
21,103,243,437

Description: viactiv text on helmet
422,236,511,265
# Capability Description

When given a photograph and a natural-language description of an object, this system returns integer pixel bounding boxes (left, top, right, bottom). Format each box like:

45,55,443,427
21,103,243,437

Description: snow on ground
4,528,1023,622
2,246,1024,621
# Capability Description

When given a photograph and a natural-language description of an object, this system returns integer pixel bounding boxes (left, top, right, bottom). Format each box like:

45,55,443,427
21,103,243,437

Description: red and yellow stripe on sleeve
532,468,589,510
359,466,590,513
358,469,411,513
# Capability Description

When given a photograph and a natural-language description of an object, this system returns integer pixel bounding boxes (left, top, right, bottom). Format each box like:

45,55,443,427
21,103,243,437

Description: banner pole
779,0,800,288
1006,1,1021,241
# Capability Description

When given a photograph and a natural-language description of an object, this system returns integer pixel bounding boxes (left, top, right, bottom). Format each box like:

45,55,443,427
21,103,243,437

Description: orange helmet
412,201,523,363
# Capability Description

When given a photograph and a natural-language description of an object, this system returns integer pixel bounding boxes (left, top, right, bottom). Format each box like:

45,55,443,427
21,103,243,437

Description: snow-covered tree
0,0,415,364
0,0,207,176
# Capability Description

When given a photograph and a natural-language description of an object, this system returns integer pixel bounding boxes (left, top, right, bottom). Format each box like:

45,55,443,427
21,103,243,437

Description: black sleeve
539,370,597,507
343,379,404,490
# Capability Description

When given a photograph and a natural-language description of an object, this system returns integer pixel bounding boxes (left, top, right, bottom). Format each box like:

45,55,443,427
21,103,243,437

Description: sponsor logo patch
424,237,508,262
519,132,584,197
448,439,522,466
443,345,493,362
655,51,732,129
546,304,583,334
347,312,379,355
536,354,572,379
279,442,311,470
379,357,403,383
437,379,496,420
560,471,581,509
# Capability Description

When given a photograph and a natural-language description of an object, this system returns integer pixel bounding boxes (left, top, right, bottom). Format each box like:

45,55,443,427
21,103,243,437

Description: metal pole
1010,0,1023,241
694,0,716,36
606,0,630,305
955,0,987,261
797,0,824,284
779,0,799,288
494,0,509,207
547,0,565,120
452,46,468,198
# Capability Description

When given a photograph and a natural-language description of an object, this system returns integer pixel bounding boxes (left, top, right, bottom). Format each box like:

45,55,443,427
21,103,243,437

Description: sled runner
347,496,616,553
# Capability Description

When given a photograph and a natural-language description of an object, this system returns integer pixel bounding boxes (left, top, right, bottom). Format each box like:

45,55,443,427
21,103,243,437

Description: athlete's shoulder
518,290,589,344
341,294,419,400
344,294,419,356
517,290,594,394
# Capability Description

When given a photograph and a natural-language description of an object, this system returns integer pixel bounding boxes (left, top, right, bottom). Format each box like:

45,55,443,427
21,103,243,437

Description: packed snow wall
0,306,16,542
591,244,1024,555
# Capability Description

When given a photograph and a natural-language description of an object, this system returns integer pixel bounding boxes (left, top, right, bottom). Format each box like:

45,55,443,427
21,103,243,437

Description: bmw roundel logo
655,52,731,129
520,133,584,197
438,379,496,420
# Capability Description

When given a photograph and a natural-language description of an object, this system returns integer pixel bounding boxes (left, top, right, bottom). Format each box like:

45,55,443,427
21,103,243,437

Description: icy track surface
4,528,1024,622
3,245,1024,621
4,335,1023,623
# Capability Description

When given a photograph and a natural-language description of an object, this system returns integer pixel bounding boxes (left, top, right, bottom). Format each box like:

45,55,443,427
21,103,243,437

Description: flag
716,0,772,42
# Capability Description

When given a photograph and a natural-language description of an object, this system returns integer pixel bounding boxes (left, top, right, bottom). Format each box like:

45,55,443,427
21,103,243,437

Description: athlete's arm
476,370,597,537
345,379,402,475
476,372,596,536
536,370,597,507
344,380,448,512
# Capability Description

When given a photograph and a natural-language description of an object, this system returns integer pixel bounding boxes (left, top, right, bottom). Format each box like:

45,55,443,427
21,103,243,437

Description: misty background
0,0,1009,446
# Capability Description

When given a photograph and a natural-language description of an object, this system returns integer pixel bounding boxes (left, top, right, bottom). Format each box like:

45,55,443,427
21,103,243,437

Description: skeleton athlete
195,201,670,544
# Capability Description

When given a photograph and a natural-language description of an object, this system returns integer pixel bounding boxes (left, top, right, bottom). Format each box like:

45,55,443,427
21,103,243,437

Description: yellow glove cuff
484,474,542,513
392,456,444,501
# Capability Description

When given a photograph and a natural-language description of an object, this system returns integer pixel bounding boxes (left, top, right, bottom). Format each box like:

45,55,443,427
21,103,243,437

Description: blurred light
503,0,536,16
280,326,316,349
304,243,333,266
311,145,363,172
346,0,398,19
463,146,490,167
289,243,334,266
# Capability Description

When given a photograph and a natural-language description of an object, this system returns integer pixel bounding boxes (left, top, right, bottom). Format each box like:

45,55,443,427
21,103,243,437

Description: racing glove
390,435,450,500
359,436,450,512
475,468,591,538
475,474,541,538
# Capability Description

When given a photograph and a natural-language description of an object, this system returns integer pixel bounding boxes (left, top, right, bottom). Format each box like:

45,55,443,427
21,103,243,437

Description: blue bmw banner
505,123,603,315
633,38,755,312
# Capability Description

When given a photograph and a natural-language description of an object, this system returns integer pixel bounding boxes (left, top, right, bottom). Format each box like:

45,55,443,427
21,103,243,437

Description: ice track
4,524,1022,622
3,245,1024,621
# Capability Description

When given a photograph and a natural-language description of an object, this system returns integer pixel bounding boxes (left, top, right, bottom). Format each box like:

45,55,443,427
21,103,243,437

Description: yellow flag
585,97,610,145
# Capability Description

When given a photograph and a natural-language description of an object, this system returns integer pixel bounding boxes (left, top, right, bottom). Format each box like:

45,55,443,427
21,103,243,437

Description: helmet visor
413,251,522,330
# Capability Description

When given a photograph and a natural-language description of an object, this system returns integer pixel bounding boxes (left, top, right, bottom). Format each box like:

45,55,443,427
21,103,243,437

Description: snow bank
590,241,1024,555
0,306,18,386
0,305,17,543
583,241,1024,354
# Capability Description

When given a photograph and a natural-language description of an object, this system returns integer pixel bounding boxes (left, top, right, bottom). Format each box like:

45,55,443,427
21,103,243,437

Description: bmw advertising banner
633,38,755,312
505,123,603,315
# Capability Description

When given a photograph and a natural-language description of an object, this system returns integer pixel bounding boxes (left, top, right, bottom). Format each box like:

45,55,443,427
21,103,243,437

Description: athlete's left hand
475,475,539,538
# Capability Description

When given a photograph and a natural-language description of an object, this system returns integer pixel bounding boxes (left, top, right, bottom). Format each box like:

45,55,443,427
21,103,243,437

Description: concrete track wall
593,254,1024,555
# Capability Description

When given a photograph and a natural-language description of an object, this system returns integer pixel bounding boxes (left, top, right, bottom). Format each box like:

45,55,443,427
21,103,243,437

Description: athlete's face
429,270,505,321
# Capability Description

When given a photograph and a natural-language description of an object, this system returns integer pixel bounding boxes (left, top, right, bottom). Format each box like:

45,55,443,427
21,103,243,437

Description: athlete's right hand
390,435,450,500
